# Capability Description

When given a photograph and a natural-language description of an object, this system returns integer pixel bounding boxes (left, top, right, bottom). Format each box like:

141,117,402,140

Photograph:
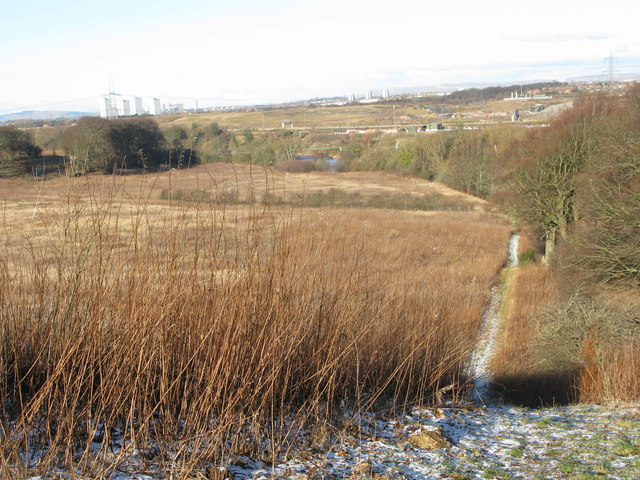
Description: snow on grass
467,233,519,403
23,403,640,479
227,404,640,480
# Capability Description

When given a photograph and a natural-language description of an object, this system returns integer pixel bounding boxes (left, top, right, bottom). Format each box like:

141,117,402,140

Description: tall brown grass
589,340,640,403
0,172,511,477
492,233,640,406
490,262,567,405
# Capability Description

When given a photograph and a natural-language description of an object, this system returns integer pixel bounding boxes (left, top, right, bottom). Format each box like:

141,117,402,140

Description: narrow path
466,232,519,403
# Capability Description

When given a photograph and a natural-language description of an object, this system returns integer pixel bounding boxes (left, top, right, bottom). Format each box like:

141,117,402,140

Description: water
294,155,340,172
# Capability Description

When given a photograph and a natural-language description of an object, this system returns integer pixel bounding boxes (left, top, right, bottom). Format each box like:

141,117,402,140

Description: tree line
500,88,639,285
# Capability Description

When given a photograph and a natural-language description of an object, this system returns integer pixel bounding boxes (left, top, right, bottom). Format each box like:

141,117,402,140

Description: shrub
534,294,640,402
518,249,537,265
0,125,42,176
61,116,165,173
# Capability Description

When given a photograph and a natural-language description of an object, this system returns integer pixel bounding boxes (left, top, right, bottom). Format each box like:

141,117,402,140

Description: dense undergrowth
160,187,474,212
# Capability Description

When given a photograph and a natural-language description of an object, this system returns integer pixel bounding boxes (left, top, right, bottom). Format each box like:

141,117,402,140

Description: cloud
3,0,640,109
502,34,609,43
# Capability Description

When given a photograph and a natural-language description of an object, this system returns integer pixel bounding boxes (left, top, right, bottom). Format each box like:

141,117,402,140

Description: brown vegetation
0,84,636,477
491,87,639,406
0,169,511,477
491,260,565,405
492,230,640,406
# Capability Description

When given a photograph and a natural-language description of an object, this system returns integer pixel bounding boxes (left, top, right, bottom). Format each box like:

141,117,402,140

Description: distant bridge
302,145,343,152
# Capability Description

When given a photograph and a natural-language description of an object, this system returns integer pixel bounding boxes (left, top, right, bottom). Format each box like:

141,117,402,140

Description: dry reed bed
0,162,487,211
0,175,511,477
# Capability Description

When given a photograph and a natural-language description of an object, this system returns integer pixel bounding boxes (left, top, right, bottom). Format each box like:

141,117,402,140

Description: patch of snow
507,232,519,267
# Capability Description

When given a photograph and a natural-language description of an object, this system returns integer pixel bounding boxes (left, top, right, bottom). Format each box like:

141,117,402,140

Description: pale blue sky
1,0,639,113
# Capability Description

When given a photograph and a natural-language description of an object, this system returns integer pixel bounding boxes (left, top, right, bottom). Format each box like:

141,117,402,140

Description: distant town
1,75,638,125
96,78,638,120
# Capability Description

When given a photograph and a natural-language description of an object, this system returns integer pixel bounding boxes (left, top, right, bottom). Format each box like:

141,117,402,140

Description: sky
1,0,639,113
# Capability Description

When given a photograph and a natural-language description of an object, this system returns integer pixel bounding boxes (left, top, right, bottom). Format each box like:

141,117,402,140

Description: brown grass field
0,166,511,477
152,95,573,132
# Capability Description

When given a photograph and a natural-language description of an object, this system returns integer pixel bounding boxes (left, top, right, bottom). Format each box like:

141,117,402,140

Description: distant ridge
566,72,640,83
0,110,96,124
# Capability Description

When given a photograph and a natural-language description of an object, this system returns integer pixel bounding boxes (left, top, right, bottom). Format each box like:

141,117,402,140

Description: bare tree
501,100,597,263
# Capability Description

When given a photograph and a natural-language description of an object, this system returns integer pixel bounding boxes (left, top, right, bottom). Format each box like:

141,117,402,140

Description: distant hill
566,72,640,83
0,110,96,124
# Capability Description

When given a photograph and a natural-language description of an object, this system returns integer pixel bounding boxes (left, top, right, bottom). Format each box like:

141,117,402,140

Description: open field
0,163,489,211
0,167,512,477
153,96,574,132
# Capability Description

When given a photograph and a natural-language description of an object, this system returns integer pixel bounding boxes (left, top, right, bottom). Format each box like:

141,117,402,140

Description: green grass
535,417,552,428
593,460,613,474
517,248,537,264
482,467,512,479
616,419,640,429
508,446,524,458
545,448,563,458
612,440,640,456
559,459,585,475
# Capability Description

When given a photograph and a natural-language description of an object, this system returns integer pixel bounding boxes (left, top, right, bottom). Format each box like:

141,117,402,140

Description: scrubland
0,166,511,477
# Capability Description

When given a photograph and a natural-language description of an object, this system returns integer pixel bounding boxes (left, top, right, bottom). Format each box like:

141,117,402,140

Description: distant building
348,93,355,102
165,103,184,114
122,99,131,116
99,98,108,118
366,90,373,100
150,98,162,115
99,97,118,118
382,88,390,99
133,97,144,115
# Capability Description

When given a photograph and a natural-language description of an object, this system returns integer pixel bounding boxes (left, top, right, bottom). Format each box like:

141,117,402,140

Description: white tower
133,97,143,115
122,99,131,116
99,96,118,118
150,98,162,115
